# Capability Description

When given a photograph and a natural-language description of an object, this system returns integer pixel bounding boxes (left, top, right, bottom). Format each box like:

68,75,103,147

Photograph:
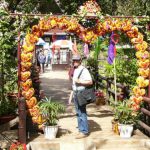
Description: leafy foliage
103,47,138,88
0,8,18,103
110,100,140,125
2,0,150,16
38,97,65,126
86,57,99,87
0,98,17,116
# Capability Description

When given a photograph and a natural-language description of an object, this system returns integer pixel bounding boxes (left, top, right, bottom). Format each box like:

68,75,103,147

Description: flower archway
20,0,150,128
20,0,149,128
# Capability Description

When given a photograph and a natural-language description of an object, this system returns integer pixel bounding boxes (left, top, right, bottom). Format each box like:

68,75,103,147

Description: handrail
97,74,130,103
139,97,150,136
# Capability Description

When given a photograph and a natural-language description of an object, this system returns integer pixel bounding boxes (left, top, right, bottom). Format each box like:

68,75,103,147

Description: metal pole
114,58,117,104
17,32,26,143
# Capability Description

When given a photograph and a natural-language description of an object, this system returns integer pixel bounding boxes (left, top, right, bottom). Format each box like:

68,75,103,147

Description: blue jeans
74,93,89,134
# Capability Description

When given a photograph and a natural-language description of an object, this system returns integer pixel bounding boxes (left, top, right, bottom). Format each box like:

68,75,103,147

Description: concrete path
27,66,150,150
39,67,71,105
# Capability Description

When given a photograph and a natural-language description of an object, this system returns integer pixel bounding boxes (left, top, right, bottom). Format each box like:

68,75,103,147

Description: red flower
9,142,26,150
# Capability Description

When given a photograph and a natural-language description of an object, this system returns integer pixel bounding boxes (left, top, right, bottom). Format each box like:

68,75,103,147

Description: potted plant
95,90,106,106
38,97,65,139
111,100,140,138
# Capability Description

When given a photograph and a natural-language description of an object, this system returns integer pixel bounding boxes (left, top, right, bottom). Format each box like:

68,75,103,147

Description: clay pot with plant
38,97,65,139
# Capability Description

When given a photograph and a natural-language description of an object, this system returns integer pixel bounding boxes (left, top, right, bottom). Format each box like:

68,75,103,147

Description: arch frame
20,15,149,136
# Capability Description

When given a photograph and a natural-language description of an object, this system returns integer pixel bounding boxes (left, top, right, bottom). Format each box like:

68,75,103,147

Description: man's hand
75,79,81,84
75,79,93,86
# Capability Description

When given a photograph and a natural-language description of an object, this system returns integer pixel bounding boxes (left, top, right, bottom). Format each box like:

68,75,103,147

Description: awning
36,38,46,45
50,40,73,50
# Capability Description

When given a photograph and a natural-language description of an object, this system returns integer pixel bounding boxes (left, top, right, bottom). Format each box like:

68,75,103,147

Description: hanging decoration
77,0,101,29
19,0,149,127
107,32,119,64
83,43,89,57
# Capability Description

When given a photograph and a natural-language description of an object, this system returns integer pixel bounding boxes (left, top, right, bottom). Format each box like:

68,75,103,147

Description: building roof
44,28,71,35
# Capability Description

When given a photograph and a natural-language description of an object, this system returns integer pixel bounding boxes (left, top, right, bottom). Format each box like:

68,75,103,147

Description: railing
139,97,150,137
97,75,150,137
97,75,130,103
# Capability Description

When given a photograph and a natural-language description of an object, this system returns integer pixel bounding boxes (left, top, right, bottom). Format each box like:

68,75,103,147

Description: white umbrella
36,38,46,45
43,42,50,49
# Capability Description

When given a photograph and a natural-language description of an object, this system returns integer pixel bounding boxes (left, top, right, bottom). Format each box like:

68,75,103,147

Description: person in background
38,50,46,73
72,54,93,139
68,63,75,105
46,49,52,68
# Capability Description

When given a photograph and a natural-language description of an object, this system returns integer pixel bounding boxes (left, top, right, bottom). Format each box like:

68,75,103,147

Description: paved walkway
27,66,150,150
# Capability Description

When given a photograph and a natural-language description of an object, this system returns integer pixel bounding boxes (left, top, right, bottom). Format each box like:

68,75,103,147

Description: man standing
38,50,46,73
72,54,93,138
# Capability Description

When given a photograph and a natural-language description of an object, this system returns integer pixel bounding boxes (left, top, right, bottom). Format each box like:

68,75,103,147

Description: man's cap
72,54,81,60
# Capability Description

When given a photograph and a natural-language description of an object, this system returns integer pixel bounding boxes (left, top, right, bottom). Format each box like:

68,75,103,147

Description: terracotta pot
95,97,106,106
111,119,119,135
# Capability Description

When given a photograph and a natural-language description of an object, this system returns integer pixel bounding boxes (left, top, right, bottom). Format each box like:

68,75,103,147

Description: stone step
0,130,18,149
26,132,149,150
27,137,96,150
97,148,149,150
92,138,149,149
145,140,150,149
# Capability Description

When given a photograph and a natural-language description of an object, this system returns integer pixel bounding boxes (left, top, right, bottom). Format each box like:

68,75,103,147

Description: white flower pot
118,124,133,138
43,125,58,140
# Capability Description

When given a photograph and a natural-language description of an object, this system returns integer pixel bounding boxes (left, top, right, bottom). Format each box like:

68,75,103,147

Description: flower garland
20,13,149,126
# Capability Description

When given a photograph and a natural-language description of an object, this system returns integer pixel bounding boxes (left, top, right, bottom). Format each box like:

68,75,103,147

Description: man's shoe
75,132,89,139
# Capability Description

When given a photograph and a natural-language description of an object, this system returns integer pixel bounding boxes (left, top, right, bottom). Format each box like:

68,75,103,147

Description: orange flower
22,44,35,53
102,19,112,31
136,76,149,88
136,51,149,60
32,25,44,37
32,115,44,124
21,71,31,81
130,96,143,105
26,97,37,109
126,26,138,38
131,102,140,111
137,59,149,68
22,88,35,100
114,19,123,31
21,62,32,71
135,41,148,51
122,20,132,32
28,105,40,117
21,52,33,62
131,33,143,44
137,68,149,78
25,33,39,44
133,86,146,96
21,79,32,91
